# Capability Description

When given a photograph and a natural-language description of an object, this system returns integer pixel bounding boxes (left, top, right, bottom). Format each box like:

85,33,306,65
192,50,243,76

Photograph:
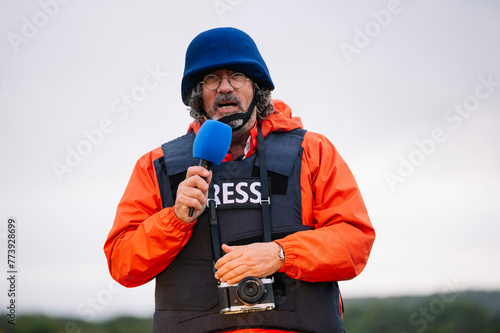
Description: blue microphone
188,120,232,217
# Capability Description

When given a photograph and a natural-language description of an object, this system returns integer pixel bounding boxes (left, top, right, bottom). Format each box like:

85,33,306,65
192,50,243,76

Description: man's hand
174,166,212,223
214,242,284,284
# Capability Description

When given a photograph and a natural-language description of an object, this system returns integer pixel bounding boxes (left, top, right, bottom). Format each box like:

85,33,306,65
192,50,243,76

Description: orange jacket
104,100,375,331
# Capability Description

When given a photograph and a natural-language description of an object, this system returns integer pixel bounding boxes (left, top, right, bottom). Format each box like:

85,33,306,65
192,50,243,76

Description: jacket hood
188,100,303,137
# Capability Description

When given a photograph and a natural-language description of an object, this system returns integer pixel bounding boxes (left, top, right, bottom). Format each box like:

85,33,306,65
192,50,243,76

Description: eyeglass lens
202,73,248,90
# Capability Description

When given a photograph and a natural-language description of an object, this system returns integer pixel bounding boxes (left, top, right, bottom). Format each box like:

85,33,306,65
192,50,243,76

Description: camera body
218,276,275,314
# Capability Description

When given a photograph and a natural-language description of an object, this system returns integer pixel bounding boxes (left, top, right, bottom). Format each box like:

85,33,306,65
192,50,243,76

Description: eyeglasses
201,72,250,90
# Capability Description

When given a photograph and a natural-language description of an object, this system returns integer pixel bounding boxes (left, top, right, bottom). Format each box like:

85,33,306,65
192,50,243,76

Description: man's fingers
215,260,249,283
221,244,237,253
174,166,213,222
182,175,209,193
214,242,283,283
215,245,242,270
186,166,211,181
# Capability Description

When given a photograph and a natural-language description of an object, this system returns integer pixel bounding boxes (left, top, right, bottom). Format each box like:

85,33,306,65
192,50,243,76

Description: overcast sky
1,0,499,321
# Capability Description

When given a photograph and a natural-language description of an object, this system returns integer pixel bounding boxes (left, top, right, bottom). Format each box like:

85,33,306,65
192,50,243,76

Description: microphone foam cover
193,120,232,165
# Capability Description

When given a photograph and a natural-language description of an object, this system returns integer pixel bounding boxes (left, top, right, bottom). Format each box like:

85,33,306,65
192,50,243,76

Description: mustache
211,93,243,111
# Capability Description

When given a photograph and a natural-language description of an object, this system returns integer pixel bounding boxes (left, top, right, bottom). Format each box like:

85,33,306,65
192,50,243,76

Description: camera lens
236,276,265,305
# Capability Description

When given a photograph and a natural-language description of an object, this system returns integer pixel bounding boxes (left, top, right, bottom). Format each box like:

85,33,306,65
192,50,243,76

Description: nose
217,76,234,93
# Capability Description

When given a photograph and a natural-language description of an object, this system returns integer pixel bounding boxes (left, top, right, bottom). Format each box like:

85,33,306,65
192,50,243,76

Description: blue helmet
181,27,274,105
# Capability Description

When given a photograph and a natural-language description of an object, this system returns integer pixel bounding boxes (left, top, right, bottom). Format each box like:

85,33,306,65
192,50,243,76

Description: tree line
1,290,499,333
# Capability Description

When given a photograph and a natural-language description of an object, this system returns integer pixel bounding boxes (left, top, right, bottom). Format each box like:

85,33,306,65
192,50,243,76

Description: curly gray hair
187,82,274,122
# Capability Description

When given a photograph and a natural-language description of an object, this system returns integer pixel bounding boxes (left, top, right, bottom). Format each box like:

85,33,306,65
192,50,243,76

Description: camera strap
257,121,272,243
208,121,273,265
208,185,222,265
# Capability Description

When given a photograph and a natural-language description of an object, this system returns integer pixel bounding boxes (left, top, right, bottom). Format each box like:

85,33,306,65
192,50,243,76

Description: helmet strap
217,100,255,132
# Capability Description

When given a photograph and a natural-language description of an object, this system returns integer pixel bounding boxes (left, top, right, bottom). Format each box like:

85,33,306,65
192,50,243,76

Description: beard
208,92,256,133
224,118,244,130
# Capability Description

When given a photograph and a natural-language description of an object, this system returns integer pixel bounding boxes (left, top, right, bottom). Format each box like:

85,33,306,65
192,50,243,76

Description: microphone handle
188,159,213,217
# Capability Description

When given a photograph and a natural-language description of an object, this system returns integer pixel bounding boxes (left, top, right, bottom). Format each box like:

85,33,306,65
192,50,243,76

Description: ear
253,87,264,112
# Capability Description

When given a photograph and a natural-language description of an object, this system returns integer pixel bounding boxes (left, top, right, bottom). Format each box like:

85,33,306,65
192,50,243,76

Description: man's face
202,69,255,129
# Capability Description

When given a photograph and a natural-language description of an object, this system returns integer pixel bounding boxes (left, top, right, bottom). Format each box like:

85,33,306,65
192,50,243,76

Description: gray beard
227,119,244,130
213,113,244,129
213,110,256,136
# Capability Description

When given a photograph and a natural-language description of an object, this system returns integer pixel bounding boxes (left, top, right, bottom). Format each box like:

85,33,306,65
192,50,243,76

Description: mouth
217,101,239,112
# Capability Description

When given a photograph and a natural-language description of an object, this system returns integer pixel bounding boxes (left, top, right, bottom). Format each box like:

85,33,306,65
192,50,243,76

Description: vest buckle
208,199,218,225
260,197,271,205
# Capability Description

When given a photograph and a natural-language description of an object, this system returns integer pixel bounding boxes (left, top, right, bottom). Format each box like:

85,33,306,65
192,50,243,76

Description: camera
218,276,275,314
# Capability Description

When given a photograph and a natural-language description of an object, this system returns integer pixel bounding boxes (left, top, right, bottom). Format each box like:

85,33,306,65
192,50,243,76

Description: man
104,27,375,333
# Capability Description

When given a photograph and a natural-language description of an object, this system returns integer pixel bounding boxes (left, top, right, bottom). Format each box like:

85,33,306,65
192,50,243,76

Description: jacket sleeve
103,148,195,288
276,132,375,282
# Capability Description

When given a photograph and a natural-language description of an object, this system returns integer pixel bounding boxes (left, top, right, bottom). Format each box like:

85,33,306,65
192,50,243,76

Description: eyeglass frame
201,72,250,91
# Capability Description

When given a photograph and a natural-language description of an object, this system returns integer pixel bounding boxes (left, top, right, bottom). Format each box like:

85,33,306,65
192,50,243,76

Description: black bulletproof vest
152,129,344,333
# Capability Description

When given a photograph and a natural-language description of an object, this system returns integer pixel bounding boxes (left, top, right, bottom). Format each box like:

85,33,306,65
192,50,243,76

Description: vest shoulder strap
161,131,198,175
256,128,306,176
